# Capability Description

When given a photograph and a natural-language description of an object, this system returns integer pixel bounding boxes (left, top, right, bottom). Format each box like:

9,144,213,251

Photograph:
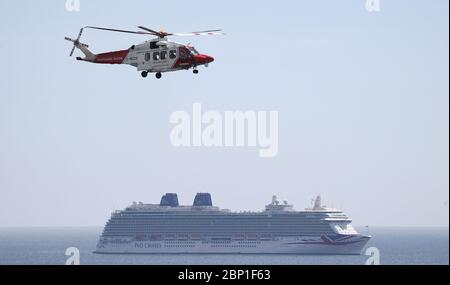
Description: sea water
0,227,447,265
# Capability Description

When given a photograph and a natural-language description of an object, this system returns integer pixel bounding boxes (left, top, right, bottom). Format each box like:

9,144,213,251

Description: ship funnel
160,193,179,207
193,193,213,206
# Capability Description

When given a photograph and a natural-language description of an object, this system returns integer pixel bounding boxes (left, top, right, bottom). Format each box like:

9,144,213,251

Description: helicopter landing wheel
193,69,199,74
141,71,148,78
155,72,162,79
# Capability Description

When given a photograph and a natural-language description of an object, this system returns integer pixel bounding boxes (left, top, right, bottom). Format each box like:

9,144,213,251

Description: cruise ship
95,193,371,254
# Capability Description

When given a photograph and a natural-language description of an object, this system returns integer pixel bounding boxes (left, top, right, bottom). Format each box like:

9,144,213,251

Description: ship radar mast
306,195,327,211
313,195,322,210
265,195,293,212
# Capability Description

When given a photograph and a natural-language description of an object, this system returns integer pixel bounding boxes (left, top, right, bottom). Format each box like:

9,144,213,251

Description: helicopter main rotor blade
172,30,224,36
137,26,164,36
186,29,223,34
137,26,224,37
84,26,224,38
85,26,153,35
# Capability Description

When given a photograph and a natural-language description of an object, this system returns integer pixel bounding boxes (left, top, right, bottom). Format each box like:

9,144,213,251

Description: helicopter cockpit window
188,46,199,55
160,51,167,60
169,50,177,59
153,52,160,60
179,47,191,59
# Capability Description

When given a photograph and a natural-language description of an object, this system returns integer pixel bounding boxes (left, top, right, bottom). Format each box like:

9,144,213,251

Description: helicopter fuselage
78,39,214,76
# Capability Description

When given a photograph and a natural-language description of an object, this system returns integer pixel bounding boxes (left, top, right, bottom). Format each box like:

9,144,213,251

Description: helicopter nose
204,55,214,63
195,54,214,65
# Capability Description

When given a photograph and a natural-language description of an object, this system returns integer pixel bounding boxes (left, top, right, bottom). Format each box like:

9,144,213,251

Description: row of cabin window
145,50,177,61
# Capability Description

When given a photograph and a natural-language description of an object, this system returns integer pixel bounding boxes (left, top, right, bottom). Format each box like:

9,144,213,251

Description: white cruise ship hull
95,235,370,255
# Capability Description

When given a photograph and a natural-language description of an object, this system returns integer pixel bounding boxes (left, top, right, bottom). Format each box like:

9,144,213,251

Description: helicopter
65,26,223,79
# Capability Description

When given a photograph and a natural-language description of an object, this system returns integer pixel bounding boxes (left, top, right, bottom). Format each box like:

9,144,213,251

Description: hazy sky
0,0,448,227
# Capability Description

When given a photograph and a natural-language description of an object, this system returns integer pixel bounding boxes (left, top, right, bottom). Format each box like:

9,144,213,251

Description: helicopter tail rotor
65,28,96,61
65,28,89,57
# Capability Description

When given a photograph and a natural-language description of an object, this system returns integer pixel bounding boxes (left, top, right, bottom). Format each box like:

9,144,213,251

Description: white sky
0,0,448,227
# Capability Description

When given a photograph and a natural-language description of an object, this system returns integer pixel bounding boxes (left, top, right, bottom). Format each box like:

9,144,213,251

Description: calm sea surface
0,227,448,265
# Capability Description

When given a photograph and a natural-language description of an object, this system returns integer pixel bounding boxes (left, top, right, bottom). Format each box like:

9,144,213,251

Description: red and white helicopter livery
65,26,223,79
